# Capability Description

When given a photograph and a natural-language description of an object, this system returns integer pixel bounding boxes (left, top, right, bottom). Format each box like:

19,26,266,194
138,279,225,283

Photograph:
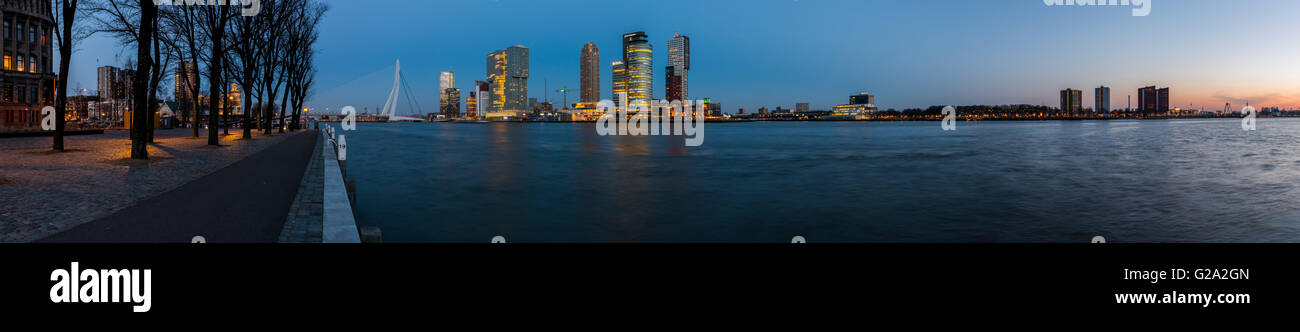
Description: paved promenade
0,129,314,242
279,133,325,243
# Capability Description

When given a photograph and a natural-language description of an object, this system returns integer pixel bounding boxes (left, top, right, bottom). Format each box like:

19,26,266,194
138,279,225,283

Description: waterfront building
825,92,878,120
485,45,529,117
704,101,722,117
466,91,477,118
665,66,683,102
486,50,506,112
503,45,529,111
473,80,490,118
666,31,689,101
439,71,454,113
611,60,626,107
442,88,460,118
849,92,874,106
580,42,600,103
796,103,810,113
622,31,652,103
572,101,603,121
1094,86,1110,114
1138,86,1170,114
1059,89,1082,113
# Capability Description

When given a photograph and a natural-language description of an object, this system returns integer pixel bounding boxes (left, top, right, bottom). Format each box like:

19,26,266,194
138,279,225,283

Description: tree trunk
52,0,76,152
206,8,225,146
130,1,156,159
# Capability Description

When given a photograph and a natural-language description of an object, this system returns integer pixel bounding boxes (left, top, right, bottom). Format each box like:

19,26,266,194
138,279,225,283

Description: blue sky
61,0,1300,113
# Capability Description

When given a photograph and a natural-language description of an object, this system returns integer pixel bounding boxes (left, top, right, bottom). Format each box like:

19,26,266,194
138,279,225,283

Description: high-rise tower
580,42,600,103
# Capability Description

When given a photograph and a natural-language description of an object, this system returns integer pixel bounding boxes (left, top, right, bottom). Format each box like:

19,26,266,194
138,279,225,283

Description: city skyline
54,0,1300,113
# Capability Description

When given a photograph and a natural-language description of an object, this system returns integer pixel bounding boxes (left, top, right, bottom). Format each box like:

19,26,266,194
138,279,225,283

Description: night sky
60,0,1300,114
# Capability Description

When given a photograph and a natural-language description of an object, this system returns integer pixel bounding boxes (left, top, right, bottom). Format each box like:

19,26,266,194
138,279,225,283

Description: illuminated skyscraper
442,88,461,118
611,60,626,107
621,31,652,103
580,42,600,103
666,31,689,101
440,71,455,93
466,90,477,117
486,50,506,112
440,71,455,113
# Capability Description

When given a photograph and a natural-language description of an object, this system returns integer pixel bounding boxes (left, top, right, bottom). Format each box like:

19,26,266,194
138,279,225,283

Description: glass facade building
621,32,652,105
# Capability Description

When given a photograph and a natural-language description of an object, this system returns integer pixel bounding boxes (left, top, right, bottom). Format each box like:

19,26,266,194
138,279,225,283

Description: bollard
359,227,382,243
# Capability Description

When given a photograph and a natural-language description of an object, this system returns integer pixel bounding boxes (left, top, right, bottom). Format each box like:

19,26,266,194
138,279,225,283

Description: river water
342,119,1300,242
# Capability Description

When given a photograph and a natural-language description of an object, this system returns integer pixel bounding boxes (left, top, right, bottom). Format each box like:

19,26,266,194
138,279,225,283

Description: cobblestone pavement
0,129,298,242
280,133,324,243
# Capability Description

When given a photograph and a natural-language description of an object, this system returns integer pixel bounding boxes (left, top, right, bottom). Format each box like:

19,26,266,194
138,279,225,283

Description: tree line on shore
48,0,326,159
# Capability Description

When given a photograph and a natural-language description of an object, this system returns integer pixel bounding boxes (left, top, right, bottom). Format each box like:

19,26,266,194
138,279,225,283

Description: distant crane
555,86,573,109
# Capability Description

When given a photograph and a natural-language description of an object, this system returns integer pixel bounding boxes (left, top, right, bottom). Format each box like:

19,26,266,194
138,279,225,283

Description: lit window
29,56,35,72
17,57,24,72
3,55,10,71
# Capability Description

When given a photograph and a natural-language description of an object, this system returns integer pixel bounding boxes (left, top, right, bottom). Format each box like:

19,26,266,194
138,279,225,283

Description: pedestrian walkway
279,133,324,243
38,131,319,242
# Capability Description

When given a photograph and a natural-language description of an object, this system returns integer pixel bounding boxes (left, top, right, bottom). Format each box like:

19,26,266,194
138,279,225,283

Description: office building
621,31,652,103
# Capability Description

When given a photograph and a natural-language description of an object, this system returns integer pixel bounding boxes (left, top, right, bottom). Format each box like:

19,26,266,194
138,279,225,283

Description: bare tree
84,0,152,158
256,0,294,135
227,9,261,139
285,0,325,131
145,5,174,143
196,2,238,146
159,5,207,138
50,0,92,151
